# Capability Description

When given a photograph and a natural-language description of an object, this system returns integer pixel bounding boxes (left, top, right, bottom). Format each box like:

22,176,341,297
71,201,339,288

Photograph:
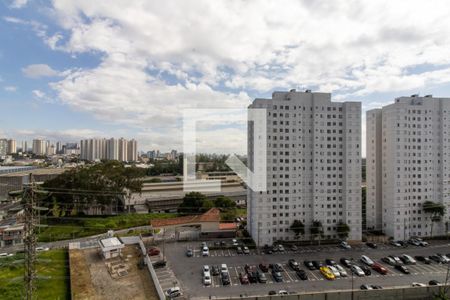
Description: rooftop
0,168,67,178
99,237,123,248
151,208,221,227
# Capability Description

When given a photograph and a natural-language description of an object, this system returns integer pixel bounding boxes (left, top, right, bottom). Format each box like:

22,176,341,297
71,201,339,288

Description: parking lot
162,240,450,299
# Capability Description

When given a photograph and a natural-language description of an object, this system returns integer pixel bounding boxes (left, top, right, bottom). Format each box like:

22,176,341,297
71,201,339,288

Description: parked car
382,256,397,266
335,264,348,277
304,260,315,270
166,287,181,298
400,254,417,265
372,263,388,275
203,271,212,285
243,246,250,254
291,245,298,251
278,244,285,252
430,255,445,264
360,265,371,276
220,240,226,246
278,290,288,295
221,264,228,274
272,271,283,282
395,265,410,274
239,273,249,284
257,271,267,283
437,254,450,263
340,241,351,249
360,284,373,290
328,265,341,278
148,247,160,256
296,269,308,280
429,280,440,286
390,240,402,247
232,239,238,246
351,265,365,276
371,285,383,289
202,246,209,256
259,263,269,272
236,246,243,254
185,249,193,257
360,255,375,266
415,256,431,264
203,265,210,273
389,255,403,266
325,259,336,266
270,263,283,272
222,272,230,285
320,266,336,280
211,265,220,276
268,291,276,295
288,259,300,271
340,258,353,268
412,282,426,287
153,260,167,269
366,242,377,249
312,261,323,269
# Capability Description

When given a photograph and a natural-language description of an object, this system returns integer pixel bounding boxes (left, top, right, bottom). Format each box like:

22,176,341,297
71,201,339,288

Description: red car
239,273,249,284
148,247,160,256
259,263,269,272
372,263,388,275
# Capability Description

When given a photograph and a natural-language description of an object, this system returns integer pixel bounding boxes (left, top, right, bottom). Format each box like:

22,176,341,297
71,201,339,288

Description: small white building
98,237,124,259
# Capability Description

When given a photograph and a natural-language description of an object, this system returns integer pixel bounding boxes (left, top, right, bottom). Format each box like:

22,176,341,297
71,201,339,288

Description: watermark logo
182,108,267,192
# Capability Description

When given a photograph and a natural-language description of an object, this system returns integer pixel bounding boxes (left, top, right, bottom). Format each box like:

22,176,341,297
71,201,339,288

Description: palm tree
423,201,445,237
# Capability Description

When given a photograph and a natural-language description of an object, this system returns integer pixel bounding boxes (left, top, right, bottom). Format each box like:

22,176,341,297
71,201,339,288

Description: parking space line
309,270,319,280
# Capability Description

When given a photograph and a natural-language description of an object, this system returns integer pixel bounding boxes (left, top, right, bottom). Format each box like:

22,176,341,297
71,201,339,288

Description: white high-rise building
118,138,128,162
248,90,362,246
106,138,119,160
366,95,450,240
32,139,46,155
127,139,138,161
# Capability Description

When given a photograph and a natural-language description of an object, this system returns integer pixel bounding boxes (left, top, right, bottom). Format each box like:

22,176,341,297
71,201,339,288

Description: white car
335,264,348,277
36,247,49,252
0,253,8,257
203,265,210,273
221,264,228,274
166,287,181,298
412,282,426,287
278,244,285,252
328,265,341,278
351,265,365,277
401,254,417,265
232,239,239,246
202,247,209,256
360,255,374,266
203,271,212,285
340,241,351,249
278,290,288,295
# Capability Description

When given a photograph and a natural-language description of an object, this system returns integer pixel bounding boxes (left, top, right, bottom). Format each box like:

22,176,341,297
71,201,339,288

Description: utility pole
23,174,37,300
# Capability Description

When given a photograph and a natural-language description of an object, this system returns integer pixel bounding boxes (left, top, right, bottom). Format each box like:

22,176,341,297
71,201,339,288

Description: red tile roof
151,208,220,227
218,223,237,230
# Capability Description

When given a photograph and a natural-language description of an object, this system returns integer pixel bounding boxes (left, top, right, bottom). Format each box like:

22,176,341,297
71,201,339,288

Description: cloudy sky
2,0,450,155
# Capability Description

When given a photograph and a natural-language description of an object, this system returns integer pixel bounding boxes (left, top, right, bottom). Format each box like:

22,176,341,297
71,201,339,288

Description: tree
214,196,236,208
178,192,207,214
336,221,350,240
310,220,324,244
290,220,305,241
42,161,144,215
423,201,445,237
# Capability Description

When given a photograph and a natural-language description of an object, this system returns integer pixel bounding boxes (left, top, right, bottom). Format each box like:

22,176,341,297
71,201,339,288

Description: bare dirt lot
70,245,158,300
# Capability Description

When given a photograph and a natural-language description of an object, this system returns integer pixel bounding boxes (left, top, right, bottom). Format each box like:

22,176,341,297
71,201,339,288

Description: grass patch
0,249,69,300
236,208,247,217
38,213,177,242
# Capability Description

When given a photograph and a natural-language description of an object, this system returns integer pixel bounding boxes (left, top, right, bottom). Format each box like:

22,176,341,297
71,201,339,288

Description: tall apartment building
0,139,7,156
248,90,362,246
7,139,16,154
80,138,138,162
32,139,46,155
366,95,450,240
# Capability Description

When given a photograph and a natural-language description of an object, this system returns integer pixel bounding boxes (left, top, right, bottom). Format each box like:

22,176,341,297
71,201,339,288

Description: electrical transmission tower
23,174,37,300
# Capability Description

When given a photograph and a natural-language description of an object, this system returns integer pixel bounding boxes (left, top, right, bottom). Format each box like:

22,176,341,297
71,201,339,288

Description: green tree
290,220,305,241
423,201,445,237
51,197,65,217
336,221,350,240
178,192,207,214
42,161,144,215
214,196,236,208
201,199,214,212
310,220,324,244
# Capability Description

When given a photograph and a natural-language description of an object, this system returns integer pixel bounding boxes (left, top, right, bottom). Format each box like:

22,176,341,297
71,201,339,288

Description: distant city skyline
3,1,450,155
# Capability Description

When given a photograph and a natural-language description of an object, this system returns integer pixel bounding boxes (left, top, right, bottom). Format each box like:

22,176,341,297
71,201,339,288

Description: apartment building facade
366,95,450,240
80,138,138,162
248,90,362,246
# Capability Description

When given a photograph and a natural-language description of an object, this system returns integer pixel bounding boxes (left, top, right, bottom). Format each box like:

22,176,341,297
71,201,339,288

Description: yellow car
320,266,336,280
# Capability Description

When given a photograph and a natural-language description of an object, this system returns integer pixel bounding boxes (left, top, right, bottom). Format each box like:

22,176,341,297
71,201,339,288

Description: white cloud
9,0,28,9
17,0,450,152
12,128,107,142
23,64,60,78
4,86,17,92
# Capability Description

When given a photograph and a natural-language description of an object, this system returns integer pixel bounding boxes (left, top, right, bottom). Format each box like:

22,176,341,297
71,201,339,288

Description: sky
2,0,450,156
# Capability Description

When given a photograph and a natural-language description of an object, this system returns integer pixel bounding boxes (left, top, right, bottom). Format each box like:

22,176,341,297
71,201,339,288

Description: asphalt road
163,240,450,299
